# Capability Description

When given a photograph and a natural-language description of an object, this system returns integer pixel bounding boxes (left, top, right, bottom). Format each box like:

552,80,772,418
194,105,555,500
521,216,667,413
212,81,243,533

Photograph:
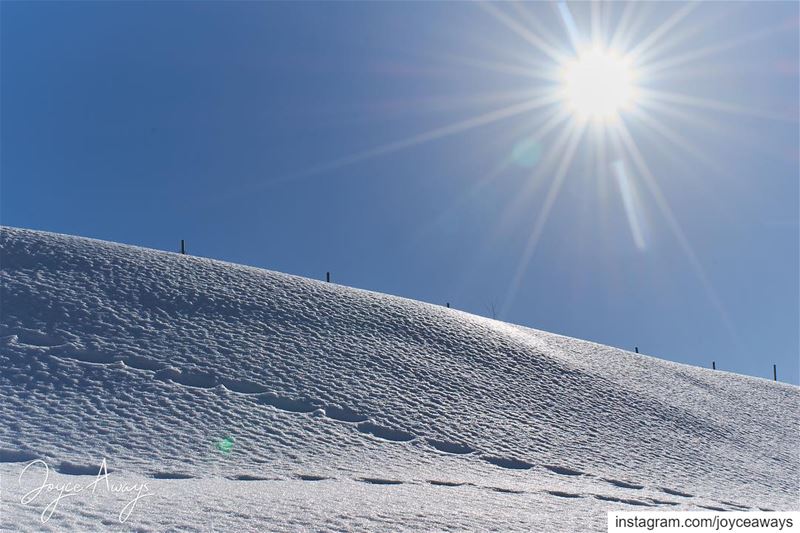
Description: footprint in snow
356,422,415,442
483,456,534,470
324,405,368,423
603,478,644,490
698,504,727,512
229,474,274,481
426,439,474,455
720,500,749,510
297,474,330,481
0,449,39,463
548,490,583,499
221,378,269,394
648,498,679,506
659,486,693,498
149,472,195,480
489,486,525,494
57,461,111,476
154,368,218,389
122,355,166,372
359,477,403,485
258,393,320,413
542,464,585,476
594,494,654,507
427,480,467,487
54,349,118,365
15,330,66,348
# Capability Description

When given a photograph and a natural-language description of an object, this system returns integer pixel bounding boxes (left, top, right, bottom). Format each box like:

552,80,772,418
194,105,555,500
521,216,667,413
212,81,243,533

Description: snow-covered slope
1,226,797,531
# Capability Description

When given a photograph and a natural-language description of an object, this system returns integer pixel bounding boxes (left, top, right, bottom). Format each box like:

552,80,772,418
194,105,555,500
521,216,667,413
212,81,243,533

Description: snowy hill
1,226,797,531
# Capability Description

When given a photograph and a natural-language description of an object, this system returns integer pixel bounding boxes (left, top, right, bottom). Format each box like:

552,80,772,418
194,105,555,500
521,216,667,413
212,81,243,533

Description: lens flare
215,436,234,454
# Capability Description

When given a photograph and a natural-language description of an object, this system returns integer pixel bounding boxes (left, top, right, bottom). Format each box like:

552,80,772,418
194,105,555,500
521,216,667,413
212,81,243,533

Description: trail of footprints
1,445,749,511
4,336,752,511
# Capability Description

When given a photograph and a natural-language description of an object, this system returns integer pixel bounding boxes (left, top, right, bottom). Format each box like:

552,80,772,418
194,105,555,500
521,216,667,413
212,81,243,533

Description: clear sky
2,2,798,384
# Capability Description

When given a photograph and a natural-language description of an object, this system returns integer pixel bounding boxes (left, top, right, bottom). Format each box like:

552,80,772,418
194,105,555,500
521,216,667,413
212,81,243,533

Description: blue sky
2,2,798,383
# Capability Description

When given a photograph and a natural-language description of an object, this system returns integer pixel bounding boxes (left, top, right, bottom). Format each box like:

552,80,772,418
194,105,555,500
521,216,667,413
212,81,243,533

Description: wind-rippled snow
1,226,797,531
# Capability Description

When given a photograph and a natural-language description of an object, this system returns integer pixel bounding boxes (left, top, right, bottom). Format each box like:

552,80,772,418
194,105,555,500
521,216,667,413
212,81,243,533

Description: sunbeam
211,92,563,205
500,120,588,318
613,119,744,346
607,2,636,51
638,88,794,123
437,53,562,83
491,109,574,236
478,1,569,64
629,106,726,176
413,107,568,247
628,3,748,68
639,19,798,80
626,2,698,64
608,2,652,54
509,2,567,55
590,1,603,47
556,2,583,53
611,159,647,250
638,96,797,164
369,87,564,117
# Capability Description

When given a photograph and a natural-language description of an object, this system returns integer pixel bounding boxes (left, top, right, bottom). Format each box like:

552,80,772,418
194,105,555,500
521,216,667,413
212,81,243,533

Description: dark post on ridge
773,364,777,381
326,272,330,283
712,361,716,370
634,346,639,354
180,240,185,255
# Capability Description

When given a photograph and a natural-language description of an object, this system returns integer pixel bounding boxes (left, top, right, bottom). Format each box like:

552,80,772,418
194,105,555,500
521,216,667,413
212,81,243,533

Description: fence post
446,302,450,308
773,364,777,381
180,240,185,255
712,361,715,370
634,347,638,354
326,272,330,283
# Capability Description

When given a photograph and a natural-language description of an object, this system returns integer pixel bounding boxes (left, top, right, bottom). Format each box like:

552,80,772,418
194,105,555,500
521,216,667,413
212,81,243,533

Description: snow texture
0,226,797,531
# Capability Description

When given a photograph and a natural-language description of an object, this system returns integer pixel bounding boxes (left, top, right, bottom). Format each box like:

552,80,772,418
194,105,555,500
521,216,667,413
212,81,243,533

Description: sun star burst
562,48,637,120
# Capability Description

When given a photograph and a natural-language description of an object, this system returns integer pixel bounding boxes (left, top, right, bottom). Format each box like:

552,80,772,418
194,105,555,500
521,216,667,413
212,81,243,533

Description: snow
0,226,797,531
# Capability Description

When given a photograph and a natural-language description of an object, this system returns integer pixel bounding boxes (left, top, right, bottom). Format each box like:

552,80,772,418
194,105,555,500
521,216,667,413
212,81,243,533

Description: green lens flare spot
216,436,234,454
511,138,542,168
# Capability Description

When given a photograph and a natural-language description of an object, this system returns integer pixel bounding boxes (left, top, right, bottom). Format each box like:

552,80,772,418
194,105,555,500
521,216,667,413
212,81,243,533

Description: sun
562,48,637,120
